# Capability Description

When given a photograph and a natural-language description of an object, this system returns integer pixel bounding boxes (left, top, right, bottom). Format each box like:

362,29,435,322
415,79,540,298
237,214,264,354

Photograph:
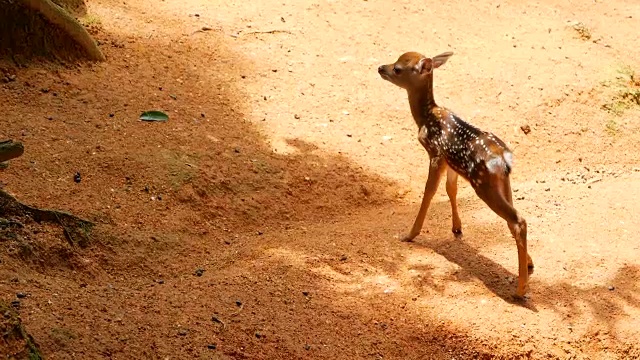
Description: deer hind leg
445,167,463,237
402,157,446,242
474,175,530,298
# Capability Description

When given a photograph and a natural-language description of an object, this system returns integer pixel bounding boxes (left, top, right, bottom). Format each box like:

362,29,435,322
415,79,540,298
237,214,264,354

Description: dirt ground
2,0,640,359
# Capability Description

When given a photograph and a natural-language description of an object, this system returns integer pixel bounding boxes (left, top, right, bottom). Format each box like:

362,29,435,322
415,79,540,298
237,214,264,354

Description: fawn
378,51,533,299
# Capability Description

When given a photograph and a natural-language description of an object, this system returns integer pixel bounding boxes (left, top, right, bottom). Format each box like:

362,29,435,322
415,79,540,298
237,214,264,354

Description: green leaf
140,110,169,122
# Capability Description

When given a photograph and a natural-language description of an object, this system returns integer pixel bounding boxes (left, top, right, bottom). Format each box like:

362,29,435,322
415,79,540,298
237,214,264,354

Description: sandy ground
2,0,640,358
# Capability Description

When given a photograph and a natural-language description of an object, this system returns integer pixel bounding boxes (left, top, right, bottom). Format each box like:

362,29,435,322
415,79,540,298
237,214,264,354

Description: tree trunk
20,0,105,61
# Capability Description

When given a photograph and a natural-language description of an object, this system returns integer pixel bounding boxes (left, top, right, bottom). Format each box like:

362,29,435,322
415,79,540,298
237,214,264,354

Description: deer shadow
406,232,539,311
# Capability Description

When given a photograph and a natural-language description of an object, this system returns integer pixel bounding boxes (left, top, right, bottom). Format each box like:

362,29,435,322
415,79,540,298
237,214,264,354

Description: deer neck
407,75,438,128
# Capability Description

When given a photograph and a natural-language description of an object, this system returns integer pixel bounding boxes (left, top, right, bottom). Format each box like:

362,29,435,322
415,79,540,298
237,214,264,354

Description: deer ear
415,57,432,74
432,51,453,69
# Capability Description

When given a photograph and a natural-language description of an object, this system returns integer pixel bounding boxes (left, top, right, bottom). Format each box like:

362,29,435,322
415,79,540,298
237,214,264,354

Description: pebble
194,268,205,277
207,344,217,350
16,292,27,299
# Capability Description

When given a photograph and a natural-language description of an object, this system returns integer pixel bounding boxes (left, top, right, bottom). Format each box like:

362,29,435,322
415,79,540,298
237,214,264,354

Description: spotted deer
377,51,533,299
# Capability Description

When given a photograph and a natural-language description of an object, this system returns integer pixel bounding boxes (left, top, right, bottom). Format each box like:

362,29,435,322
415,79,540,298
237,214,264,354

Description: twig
244,29,292,36
229,303,244,317
190,26,219,36
211,316,227,331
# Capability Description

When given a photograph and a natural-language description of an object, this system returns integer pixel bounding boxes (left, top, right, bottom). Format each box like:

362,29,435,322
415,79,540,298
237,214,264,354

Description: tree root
0,301,43,360
0,188,94,247
0,140,24,163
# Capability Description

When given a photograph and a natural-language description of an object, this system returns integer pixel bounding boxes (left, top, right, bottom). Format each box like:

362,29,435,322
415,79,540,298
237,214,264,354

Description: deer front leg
402,156,446,242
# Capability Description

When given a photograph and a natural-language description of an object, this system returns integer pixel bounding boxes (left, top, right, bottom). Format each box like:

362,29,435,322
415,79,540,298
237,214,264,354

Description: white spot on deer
503,151,514,168
486,157,507,174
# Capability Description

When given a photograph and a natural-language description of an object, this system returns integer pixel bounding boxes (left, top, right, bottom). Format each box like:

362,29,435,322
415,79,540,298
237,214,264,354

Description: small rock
178,329,188,336
545,188,550,191
235,300,243,307
520,125,531,135
201,113,206,118
2,74,16,82
224,240,231,245
339,255,348,262
194,268,205,277
257,230,263,235
74,172,81,183
608,285,615,291
294,114,300,119
170,94,177,100
255,332,263,339
304,344,311,350
302,291,309,296
207,344,217,350
10,300,20,309
156,279,165,284
234,148,241,153
346,134,352,137
109,113,115,117
16,292,27,299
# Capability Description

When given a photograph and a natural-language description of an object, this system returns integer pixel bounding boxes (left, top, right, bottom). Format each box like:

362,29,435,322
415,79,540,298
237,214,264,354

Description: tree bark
20,0,105,61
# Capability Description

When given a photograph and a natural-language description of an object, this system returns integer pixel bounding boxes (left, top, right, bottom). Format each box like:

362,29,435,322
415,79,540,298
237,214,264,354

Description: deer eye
393,66,401,74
